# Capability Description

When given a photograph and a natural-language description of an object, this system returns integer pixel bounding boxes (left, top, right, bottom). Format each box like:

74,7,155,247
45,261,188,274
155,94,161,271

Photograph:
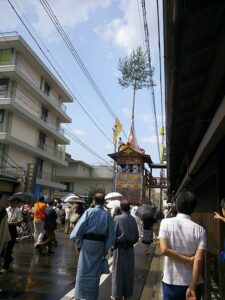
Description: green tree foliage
118,47,151,120
118,46,150,91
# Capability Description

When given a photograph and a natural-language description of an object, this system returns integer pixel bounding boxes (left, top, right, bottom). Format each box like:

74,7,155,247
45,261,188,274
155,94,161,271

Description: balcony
37,142,64,160
0,65,72,123
0,97,69,144
36,171,66,190
0,167,25,182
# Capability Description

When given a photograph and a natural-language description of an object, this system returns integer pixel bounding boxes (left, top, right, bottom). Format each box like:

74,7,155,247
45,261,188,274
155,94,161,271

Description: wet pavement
0,229,156,300
0,229,78,300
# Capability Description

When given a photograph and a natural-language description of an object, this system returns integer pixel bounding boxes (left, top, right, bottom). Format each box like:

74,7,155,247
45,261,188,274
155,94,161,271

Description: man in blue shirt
70,193,115,300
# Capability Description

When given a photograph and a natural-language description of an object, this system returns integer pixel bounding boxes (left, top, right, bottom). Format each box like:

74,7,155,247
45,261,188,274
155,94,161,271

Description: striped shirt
158,213,207,286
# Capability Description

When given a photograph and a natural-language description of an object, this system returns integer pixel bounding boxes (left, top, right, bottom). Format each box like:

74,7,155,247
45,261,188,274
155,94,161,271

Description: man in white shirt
159,190,207,300
0,198,22,273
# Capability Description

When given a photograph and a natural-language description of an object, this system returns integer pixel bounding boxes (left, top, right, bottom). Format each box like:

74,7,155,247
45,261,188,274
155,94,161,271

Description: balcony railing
8,95,67,138
0,167,25,180
36,170,56,182
37,142,64,160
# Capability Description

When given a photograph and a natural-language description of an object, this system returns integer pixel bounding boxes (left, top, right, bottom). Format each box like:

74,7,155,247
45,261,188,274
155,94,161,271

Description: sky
0,0,165,169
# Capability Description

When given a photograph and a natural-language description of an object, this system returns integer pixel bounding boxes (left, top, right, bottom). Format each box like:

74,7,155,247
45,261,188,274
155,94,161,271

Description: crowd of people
0,193,85,274
1,190,225,299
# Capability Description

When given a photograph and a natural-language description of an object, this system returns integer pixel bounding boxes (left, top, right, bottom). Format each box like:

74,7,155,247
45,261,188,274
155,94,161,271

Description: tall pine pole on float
117,47,151,203
118,47,151,147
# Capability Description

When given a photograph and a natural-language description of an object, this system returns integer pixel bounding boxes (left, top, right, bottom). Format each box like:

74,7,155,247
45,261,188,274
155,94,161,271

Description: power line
156,0,164,144
6,0,113,144
8,0,109,135
141,0,160,161
63,126,111,165
0,70,110,165
39,0,127,139
136,0,145,49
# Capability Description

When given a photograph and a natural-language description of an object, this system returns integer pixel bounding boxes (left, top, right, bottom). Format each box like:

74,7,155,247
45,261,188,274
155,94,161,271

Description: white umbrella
62,194,85,204
105,192,123,200
106,200,121,209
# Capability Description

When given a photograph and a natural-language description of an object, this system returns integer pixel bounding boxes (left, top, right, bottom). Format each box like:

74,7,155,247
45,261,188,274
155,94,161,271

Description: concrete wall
17,52,41,88
74,178,113,195
91,166,114,178
11,114,37,145
7,146,34,169
15,84,40,117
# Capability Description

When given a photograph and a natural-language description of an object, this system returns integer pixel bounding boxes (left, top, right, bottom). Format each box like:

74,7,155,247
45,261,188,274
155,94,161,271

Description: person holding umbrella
0,196,22,273
135,204,157,255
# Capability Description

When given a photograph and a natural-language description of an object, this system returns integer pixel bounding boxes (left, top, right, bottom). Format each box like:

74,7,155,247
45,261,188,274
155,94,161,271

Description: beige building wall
10,114,37,145
74,179,113,195
7,146,34,169
16,53,41,87
15,84,40,117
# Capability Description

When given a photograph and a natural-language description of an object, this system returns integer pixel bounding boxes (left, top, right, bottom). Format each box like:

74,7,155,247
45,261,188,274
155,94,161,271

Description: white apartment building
0,34,73,199
55,154,113,197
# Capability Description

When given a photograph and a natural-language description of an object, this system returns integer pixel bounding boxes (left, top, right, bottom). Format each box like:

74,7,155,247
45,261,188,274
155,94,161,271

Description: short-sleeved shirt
33,202,47,221
6,206,23,223
158,213,207,286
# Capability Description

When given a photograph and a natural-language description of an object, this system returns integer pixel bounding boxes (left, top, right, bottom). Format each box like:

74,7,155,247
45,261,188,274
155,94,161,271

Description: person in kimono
111,200,139,300
70,193,116,300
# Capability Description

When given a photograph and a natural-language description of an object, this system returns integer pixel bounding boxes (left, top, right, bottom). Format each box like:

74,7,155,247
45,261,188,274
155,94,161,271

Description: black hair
48,200,54,206
38,195,45,202
120,200,130,212
176,190,197,215
221,198,225,209
94,193,105,205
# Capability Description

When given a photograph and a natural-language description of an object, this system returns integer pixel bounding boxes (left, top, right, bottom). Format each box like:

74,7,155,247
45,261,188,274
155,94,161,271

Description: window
0,49,12,65
44,82,51,96
63,182,74,193
36,158,43,178
38,132,46,149
0,78,9,97
0,110,5,131
41,106,48,122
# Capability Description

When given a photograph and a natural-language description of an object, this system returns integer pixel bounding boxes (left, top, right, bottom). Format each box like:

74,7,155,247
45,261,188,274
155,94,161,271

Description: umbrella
8,192,36,203
61,193,79,201
105,192,123,200
62,194,85,204
135,205,156,220
106,200,121,209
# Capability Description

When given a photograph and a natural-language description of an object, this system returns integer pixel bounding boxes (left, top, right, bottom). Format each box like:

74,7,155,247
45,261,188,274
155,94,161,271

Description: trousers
162,282,203,300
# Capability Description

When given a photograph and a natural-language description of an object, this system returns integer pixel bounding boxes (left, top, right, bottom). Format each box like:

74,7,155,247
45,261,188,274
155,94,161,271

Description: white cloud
138,113,153,124
2,0,111,42
72,128,87,136
34,0,111,41
140,135,158,144
122,107,131,118
95,0,143,54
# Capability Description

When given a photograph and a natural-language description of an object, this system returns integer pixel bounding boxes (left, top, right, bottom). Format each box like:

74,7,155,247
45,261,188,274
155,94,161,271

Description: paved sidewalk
62,242,163,300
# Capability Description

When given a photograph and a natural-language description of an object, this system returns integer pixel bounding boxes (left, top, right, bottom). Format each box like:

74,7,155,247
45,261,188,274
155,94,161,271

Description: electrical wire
136,0,145,49
7,0,109,134
0,61,111,165
63,126,111,165
141,0,160,161
156,0,164,145
6,0,114,144
39,0,127,139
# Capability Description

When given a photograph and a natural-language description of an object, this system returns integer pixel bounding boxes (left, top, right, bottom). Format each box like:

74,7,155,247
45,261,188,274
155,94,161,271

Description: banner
113,118,122,142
